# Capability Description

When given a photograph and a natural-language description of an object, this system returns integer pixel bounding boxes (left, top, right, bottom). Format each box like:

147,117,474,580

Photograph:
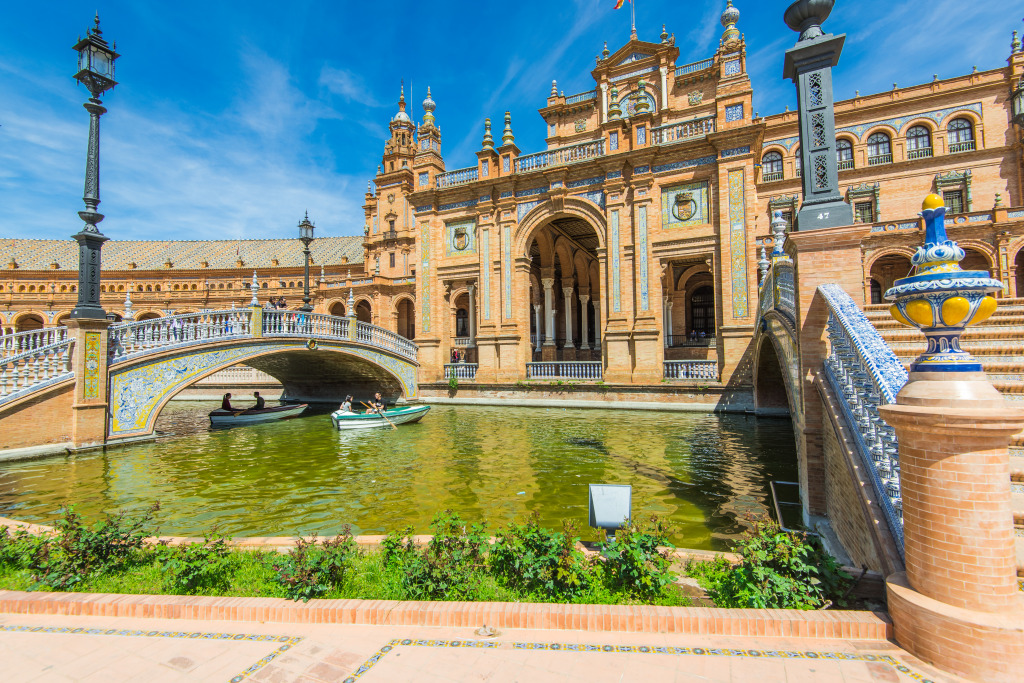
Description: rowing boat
330,405,430,430
208,403,308,427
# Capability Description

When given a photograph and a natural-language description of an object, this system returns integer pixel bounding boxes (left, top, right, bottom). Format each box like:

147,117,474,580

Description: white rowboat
209,403,308,427
330,405,430,430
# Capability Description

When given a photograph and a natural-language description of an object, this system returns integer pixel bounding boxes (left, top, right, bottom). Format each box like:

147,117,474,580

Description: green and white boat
330,405,430,430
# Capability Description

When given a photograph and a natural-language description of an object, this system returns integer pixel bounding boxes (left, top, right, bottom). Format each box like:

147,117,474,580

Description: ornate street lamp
298,212,315,312
70,14,119,320
1011,76,1024,131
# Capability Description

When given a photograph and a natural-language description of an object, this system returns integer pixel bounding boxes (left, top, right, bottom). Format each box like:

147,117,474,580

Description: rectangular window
636,125,646,145
609,131,618,151
854,201,875,224
388,219,396,233
943,190,964,214
418,172,428,186
389,253,396,268
548,123,556,137
780,210,794,230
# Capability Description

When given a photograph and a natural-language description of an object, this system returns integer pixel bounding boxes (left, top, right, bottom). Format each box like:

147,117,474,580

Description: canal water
0,403,797,550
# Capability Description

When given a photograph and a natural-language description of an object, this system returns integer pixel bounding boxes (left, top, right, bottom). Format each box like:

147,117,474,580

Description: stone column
593,296,601,350
532,303,542,353
578,293,590,350
659,66,668,109
600,82,609,124
562,285,575,361
467,282,477,348
541,278,555,347
663,297,674,348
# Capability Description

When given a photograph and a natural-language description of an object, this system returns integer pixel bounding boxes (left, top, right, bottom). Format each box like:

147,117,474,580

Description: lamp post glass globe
1012,78,1024,129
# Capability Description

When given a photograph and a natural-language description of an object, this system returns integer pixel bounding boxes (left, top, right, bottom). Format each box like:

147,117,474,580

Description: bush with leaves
690,520,851,609
0,527,38,570
272,531,357,602
491,514,594,600
599,516,675,600
380,526,416,570
30,505,158,590
158,535,232,594
403,510,488,600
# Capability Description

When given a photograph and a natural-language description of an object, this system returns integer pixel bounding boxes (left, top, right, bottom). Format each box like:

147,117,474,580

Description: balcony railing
651,116,716,145
907,148,933,160
526,361,602,380
565,90,597,105
837,159,855,170
514,140,605,173
451,336,473,347
867,154,892,166
674,58,713,77
436,166,479,188
444,363,478,380
663,360,718,381
761,171,784,182
672,335,716,348
949,140,976,154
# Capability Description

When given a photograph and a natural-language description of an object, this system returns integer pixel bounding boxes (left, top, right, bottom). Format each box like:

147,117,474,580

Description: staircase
864,299,1024,586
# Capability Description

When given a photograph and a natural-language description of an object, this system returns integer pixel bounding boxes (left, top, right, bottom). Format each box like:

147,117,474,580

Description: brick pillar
880,375,1024,682
786,224,869,518
65,318,110,449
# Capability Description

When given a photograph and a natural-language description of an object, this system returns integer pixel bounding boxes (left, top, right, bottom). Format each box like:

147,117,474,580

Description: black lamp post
298,212,315,312
70,14,119,320
1012,76,1024,131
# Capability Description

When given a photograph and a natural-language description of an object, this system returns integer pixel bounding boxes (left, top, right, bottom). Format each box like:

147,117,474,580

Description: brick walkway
0,612,961,683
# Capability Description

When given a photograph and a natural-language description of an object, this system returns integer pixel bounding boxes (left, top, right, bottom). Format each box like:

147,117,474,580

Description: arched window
761,151,783,180
867,132,891,164
906,125,932,158
836,139,853,169
947,118,975,152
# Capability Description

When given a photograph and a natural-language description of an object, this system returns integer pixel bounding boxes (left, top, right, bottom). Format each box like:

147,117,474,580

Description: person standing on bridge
221,393,233,411
252,391,265,410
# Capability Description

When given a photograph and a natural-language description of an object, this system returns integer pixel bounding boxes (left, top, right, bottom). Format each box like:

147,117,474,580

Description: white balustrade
674,58,713,77
194,365,279,385
0,327,68,360
526,361,602,380
651,116,716,145
0,337,74,405
514,140,605,174
444,363,478,380
663,361,718,380
109,309,253,361
564,90,597,104
451,337,472,347
436,166,479,188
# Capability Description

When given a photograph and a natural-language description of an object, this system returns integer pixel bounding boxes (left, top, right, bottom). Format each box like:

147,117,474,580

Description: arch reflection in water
0,404,797,550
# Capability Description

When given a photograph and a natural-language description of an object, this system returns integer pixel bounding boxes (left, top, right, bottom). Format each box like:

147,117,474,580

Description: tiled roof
3,236,365,272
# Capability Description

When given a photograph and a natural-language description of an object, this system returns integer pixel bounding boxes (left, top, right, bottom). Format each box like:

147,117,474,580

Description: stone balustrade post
66,318,111,449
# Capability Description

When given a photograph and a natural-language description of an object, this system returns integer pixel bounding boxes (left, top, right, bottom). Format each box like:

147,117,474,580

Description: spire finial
550,79,557,97
482,118,494,150
602,41,610,59
661,24,668,44
422,86,436,127
1012,30,1021,54
720,0,740,45
501,111,515,146
608,86,621,120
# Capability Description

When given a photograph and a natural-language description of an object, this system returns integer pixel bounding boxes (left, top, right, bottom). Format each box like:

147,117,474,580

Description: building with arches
3,4,1024,407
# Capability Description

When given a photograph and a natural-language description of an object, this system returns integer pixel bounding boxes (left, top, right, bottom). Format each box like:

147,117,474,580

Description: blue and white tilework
653,156,716,174
725,104,744,123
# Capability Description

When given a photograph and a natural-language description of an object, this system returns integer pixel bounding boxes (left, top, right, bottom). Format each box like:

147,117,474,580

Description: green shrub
30,505,158,590
599,516,675,599
690,520,851,609
448,374,459,391
403,510,487,600
272,531,357,602
380,526,416,569
159,535,232,594
491,514,594,600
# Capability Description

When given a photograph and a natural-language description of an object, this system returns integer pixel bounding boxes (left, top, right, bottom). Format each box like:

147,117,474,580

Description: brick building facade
4,6,1024,400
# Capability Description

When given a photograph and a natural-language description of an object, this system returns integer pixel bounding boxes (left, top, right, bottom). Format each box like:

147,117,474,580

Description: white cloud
319,65,382,108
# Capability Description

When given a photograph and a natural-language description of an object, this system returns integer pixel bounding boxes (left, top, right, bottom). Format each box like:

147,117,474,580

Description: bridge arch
753,314,800,418
108,338,418,440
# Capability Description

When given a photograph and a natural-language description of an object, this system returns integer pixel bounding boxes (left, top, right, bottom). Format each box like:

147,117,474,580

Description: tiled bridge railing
818,283,908,555
108,309,418,364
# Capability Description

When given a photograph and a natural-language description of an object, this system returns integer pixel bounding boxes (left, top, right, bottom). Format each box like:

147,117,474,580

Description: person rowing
253,391,265,410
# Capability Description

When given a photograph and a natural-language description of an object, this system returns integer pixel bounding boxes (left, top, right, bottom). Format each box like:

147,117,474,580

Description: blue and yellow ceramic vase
885,194,1003,372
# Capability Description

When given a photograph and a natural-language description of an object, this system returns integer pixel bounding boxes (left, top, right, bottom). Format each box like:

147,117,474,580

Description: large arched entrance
14,314,44,333
1016,247,1024,297
356,300,372,324
329,301,346,317
396,298,415,340
524,217,602,362
754,336,790,415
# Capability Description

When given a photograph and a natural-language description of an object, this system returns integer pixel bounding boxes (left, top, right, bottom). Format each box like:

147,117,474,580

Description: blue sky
0,0,1016,243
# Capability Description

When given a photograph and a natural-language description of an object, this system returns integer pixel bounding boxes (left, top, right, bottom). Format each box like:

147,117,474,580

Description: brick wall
0,381,74,450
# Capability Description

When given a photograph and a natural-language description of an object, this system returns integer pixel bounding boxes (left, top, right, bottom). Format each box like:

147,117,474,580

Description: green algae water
0,403,797,551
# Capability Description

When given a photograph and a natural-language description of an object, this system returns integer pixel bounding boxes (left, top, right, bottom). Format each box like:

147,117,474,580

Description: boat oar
358,397,393,430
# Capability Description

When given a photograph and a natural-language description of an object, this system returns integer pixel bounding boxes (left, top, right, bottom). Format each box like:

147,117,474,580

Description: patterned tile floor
0,612,964,682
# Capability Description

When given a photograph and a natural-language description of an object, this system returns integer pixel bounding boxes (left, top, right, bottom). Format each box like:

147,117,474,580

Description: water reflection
0,402,796,550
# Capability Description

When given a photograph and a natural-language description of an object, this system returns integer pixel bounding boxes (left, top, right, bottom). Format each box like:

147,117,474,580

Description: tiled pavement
0,613,963,682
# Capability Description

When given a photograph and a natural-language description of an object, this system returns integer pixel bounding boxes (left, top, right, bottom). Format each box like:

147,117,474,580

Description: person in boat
253,391,265,410
339,395,354,413
371,392,385,413
221,392,233,411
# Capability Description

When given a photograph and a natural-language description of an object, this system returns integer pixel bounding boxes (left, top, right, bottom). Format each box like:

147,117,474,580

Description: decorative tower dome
421,86,436,128
720,0,740,45
392,84,411,123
